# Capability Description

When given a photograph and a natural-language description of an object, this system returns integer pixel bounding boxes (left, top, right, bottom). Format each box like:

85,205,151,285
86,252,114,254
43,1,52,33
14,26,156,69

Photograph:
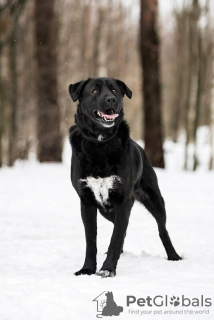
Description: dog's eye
112,89,117,94
92,89,99,95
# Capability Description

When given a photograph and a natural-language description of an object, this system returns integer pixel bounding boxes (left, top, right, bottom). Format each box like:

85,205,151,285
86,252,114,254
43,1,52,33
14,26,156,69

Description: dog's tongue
100,112,119,119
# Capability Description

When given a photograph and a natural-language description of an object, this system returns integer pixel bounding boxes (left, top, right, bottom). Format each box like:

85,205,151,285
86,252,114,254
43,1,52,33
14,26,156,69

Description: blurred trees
0,0,27,166
35,0,62,162
140,0,165,168
163,0,213,170
0,0,213,170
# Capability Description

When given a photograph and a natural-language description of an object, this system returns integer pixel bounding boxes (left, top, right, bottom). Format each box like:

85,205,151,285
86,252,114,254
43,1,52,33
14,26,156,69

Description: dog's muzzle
93,108,119,127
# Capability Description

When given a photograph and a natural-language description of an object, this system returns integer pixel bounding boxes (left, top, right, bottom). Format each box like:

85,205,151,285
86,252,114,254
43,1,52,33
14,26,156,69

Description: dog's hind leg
140,190,181,261
75,202,97,276
136,153,181,261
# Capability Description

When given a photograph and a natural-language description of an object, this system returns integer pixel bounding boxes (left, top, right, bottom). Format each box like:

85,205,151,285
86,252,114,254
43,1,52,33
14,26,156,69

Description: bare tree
91,1,105,76
192,30,203,171
35,0,62,162
81,0,92,78
171,8,188,142
208,7,214,170
140,0,165,168
0,0,27,166
183,0,200,170
210,85,214,169
8,13,18,166
0,47,4,167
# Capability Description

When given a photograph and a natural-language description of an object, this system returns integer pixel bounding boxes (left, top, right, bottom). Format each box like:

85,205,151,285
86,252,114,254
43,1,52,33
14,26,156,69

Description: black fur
68,77,181,278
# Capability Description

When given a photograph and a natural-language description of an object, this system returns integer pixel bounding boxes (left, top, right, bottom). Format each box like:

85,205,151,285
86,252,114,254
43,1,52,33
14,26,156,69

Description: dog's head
68,78,132,129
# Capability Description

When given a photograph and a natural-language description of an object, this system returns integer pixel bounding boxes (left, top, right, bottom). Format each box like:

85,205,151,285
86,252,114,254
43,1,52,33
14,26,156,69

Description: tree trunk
81,0,92,78
193,31,202,171
8,22,18,167
35,0,62,162
91,2,104,76
209,44,214,170
210,99,214,170
0,48,3,167
140,0,165,168
171,11,186,143
184,0,200,170
116,1,125,77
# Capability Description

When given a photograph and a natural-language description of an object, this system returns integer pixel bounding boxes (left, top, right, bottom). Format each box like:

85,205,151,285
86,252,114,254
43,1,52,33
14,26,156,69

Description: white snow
164,127,212,172
0,139,214,320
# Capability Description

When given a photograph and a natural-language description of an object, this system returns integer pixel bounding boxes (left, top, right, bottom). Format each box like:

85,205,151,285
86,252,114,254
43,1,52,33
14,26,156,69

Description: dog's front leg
97,198,133,278
75,201,97,276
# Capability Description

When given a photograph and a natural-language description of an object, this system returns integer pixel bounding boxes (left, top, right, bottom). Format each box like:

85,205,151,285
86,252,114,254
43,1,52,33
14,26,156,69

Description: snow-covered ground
0,140,214,320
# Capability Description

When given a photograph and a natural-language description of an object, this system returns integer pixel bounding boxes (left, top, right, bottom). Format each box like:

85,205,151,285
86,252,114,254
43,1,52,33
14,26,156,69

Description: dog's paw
168,254,182,261
74,268,96,276
96,269,116,278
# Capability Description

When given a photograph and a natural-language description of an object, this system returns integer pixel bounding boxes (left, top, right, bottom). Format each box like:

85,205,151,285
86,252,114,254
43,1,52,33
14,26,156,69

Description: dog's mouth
93,108,119,126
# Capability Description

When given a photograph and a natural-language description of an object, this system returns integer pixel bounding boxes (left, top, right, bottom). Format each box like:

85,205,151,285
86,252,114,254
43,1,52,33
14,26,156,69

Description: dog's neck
75,106,125,143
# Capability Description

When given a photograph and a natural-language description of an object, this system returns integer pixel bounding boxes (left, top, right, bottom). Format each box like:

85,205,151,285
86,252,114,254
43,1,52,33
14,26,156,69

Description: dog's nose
105,96,117,106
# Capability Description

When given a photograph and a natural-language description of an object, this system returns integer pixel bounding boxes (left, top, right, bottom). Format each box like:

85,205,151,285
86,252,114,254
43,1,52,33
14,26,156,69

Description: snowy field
0,139,214,320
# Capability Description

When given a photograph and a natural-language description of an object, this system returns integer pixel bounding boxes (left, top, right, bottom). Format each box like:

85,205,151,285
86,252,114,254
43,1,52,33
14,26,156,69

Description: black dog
68,77,181,278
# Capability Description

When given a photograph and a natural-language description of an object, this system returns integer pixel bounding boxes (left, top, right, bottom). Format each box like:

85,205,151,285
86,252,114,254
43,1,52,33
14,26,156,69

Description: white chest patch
97,134,104,141
80,175,121,206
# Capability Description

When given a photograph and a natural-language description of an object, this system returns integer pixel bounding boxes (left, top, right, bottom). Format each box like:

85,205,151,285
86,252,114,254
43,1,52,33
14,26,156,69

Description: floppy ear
68,78,91,102
116,79,132,99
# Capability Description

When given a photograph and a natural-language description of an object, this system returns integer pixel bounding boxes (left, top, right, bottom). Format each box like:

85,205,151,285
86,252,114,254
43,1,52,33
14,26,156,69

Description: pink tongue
100,112,119,119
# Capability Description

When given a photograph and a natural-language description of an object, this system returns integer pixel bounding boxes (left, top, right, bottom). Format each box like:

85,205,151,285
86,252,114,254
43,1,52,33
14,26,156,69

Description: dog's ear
116,79,132,99
68,78,91,102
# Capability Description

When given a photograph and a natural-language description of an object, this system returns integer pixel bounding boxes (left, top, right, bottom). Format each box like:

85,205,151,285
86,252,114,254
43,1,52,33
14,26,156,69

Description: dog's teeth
100,115,114,122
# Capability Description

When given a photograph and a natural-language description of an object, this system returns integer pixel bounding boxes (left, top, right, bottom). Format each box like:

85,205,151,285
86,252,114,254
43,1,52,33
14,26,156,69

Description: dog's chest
82,139,122,168
79,175,121,206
